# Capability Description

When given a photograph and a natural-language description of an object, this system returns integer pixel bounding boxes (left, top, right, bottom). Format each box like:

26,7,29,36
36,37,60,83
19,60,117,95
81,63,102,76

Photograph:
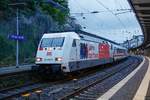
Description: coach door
69,39,78,71
70,39,78,61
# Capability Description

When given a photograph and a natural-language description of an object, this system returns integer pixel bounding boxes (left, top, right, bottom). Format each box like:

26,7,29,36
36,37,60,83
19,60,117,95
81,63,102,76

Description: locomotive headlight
36,57,42,62
55,57,63,61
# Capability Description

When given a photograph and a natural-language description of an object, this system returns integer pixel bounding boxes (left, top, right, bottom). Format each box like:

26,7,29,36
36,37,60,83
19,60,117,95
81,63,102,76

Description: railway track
0,56,142,100
60,56,142,100
0,79,70,100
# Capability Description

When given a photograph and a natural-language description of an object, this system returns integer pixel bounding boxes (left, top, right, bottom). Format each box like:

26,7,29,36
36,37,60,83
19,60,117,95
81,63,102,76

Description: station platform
0,64,33,76
97,56,150,100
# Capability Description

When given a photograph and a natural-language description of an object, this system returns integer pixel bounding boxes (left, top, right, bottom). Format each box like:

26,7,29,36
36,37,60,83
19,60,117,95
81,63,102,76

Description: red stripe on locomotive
99,43,110,59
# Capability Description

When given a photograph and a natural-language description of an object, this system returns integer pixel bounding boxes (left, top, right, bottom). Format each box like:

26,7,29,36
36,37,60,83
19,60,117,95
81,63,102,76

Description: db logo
47,52,52,56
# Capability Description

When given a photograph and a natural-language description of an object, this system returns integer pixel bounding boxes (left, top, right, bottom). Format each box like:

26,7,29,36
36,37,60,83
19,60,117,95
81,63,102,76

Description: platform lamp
8,2,26,68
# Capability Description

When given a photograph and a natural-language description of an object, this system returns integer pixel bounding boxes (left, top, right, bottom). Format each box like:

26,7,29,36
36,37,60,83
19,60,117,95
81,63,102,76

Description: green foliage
0,35,15,66
0,36,12,59
0,0,69,66
40,3,68,24
0,0,69,24
53,0,68,7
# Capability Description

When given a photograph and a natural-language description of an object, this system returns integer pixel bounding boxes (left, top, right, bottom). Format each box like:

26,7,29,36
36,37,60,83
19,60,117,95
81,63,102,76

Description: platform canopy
128,0,150,48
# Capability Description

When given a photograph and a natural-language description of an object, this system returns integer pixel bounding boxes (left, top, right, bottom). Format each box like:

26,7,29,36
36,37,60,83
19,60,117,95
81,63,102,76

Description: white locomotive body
35,31,128,73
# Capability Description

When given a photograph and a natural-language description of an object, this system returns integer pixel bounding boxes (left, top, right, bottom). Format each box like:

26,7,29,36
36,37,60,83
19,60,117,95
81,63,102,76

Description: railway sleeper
74,95,96,100
79,93,98,98
83,91,100,97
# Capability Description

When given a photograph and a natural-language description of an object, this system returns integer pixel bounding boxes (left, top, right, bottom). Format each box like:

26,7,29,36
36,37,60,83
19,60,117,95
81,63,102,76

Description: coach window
72,39,76,47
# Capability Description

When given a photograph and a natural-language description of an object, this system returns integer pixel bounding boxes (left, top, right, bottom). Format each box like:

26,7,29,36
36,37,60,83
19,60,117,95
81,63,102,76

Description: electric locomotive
35,31,128,74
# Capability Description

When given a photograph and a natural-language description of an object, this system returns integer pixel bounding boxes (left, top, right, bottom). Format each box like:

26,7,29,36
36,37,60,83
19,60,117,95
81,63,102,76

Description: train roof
76,30,120,45
44,30,121,46
43,32,80,39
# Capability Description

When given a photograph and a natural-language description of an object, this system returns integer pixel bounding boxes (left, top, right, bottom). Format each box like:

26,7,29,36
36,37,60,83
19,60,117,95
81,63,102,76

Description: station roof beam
128,0,150,49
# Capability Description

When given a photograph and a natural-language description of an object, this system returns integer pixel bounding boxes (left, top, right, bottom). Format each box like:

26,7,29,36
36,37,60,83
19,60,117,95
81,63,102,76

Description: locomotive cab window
40,37,65,48
52,37,64,47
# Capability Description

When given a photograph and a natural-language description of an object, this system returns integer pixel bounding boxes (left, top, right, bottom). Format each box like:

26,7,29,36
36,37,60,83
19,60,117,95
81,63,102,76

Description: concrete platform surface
0,64,33,76
97,56,150,100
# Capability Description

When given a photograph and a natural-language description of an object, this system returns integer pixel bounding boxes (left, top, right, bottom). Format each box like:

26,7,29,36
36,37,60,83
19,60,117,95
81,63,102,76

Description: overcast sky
68,0,143,43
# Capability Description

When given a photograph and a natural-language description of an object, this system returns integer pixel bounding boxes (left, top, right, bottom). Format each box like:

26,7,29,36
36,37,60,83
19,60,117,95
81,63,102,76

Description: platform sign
8,34,25,41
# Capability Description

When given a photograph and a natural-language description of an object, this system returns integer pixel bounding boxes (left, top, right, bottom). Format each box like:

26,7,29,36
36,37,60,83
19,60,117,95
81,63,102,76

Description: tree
0,0,69,24
0,0,70,66
0,35,14,61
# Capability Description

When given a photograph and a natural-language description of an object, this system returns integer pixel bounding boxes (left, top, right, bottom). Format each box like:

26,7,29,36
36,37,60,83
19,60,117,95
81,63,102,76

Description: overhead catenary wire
72,0,106,32
95,0,135,42
71,0,90,29
115,0,130,39
115,0,137,40
70,0,139,42
72,0,131,38
95,0,127,30
115,0,132,26
70,9,132,15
